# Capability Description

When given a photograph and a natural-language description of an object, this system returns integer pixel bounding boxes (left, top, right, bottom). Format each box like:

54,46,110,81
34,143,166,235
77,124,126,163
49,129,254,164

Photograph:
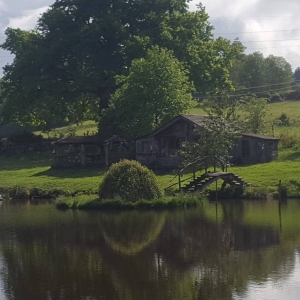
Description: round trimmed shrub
99,159,163,202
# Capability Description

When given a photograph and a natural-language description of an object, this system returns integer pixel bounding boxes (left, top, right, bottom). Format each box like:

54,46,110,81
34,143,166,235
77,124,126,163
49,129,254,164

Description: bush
277,113,290,126
99,160,163,202
269,93,283,103
279,133,299,150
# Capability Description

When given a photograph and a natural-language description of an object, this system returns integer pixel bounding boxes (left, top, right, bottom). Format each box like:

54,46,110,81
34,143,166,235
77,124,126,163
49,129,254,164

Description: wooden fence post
178,172,181,192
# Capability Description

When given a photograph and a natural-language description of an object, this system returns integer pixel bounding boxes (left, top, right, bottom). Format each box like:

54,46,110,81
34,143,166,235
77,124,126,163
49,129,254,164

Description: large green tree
0,0,243,126
99,47,195,138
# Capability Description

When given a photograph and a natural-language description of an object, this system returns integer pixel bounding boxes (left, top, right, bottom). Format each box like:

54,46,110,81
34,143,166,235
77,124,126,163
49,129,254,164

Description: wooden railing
164,155,229,191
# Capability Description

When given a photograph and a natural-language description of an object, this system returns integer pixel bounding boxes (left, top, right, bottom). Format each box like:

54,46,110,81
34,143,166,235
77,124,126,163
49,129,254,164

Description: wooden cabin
53,135,132,168
136,114,280,169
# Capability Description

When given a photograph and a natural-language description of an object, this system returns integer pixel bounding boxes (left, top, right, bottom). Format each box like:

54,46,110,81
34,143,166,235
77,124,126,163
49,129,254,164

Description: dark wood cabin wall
231,137,279,165
136,119,195,168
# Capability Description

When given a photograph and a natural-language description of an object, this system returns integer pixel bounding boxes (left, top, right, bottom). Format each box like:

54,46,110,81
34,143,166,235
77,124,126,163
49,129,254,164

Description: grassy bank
55,194,207,210
0,152,175,199
1,150,300,199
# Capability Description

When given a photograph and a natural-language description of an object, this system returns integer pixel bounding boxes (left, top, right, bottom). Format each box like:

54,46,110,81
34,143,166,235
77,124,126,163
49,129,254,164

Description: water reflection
0,200,300,300
101,211,165,255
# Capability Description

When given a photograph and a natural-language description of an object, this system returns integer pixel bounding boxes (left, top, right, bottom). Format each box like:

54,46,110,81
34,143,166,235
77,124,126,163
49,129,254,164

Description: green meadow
1,100,300,199
0,148,300,199
32,100,300,139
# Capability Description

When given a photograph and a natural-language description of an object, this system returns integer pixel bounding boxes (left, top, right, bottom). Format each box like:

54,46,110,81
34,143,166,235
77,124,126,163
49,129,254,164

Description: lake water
1,199,300,300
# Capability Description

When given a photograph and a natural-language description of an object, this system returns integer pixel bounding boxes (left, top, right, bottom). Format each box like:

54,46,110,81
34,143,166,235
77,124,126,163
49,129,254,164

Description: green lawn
1,149,300,198
0,152,176,197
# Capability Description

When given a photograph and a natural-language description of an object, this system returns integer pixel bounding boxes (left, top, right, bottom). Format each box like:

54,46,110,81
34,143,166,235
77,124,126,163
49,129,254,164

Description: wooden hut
53,135,131,168
231,133,280,165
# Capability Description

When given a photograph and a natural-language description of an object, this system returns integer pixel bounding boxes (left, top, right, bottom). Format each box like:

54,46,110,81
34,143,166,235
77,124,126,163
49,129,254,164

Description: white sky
0,0,299,76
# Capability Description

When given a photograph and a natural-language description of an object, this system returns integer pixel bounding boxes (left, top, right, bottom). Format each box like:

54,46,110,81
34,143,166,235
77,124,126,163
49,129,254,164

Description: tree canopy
230,52,293,96
0,0,244,126
293,67,300,81
99,47,195,138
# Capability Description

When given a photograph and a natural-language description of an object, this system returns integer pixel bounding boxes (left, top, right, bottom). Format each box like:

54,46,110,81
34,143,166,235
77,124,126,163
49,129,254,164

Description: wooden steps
181,172,250,193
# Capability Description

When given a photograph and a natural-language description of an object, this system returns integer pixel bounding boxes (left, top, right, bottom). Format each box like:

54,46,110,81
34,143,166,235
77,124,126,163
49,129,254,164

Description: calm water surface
0,199,300,300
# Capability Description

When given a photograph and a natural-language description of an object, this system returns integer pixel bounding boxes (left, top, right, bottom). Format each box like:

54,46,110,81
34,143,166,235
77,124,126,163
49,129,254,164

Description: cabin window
242,140,250,158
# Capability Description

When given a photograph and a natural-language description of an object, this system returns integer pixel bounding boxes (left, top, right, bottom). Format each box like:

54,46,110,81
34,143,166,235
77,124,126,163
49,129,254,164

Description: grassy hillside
190,100,300,137
0,100,300,199
33,120,98,138
26,100,300,139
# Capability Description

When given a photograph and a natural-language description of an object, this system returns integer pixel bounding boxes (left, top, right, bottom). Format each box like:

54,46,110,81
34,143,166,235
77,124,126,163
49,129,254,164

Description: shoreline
55,194,208,210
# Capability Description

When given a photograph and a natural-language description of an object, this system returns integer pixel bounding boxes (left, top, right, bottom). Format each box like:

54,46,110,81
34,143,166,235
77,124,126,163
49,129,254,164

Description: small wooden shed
53,135,131,168
230,133,280,165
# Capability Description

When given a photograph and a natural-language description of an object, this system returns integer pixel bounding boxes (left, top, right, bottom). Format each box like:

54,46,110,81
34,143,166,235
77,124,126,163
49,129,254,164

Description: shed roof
54,135,127,145
242,133,280,141
54,135,104,145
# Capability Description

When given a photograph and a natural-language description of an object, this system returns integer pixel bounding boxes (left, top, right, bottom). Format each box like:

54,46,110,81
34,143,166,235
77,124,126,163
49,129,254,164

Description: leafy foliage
277,113,290,126
99,47,195,138
99,160,163,202
181,95,241,169
293,67,300,81
230,52,293,96
0,0,243,126
240,97,268,134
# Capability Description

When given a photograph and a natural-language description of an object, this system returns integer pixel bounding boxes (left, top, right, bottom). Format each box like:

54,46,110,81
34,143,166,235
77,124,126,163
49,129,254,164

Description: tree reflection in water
101,211,165,255
0,200,299,300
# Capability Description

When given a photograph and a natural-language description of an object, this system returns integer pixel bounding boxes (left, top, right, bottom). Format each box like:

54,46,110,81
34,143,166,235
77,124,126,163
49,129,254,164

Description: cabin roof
242,133,280,141
54,135,127,145
148,114,206,137
139,114,280,142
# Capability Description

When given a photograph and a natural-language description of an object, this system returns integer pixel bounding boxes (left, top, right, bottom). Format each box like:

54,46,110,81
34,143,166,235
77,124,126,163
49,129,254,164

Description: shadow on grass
32,167,107,178
0,153,54,171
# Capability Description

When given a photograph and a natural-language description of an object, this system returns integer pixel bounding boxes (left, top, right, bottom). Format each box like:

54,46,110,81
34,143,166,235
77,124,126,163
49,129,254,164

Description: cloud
0,0,5,10
190,0,300,70
5,6,49,30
